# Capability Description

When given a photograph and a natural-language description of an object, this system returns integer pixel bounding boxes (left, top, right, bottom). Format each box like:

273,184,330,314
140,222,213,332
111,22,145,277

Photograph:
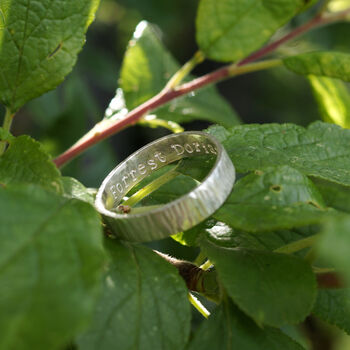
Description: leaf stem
54,9,350,168
274,234,320,254
0,108,14,155
122,167,180,207
238,7,350,66
194,250,207,266
165,51,205,90
200,260,213,271
138,115,184,133
304,246,317,263
188,292,210,318
228,59,282,76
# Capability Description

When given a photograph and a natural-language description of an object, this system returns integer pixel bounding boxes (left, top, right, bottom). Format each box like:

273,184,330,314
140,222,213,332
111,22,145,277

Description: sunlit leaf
0,0,100,112
308,76,350,128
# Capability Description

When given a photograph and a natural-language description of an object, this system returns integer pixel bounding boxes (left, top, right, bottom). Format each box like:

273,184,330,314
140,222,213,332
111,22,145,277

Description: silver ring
95,131,235,242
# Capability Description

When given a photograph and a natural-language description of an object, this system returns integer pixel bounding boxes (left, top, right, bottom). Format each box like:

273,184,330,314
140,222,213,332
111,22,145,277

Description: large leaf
196,0,304,62
308,75,350,128
313,289,350,335
208,121,350,186
0,184,105,350
187,301,305,350
0,0,100,112
119,21,240,127
201,239,317,327
284,52,350,82
0,133,62,193
78,240,191,350
213,165,330,232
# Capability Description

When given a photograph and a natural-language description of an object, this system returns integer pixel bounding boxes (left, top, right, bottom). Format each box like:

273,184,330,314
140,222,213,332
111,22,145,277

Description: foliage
2,0,350,349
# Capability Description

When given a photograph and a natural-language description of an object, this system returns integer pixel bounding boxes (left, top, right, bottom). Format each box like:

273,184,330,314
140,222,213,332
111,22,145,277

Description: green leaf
314,178,350,213
213,165,330,232
138,174,198,206
206,124,230,142
120,21,240,127
208,121,350,186
196,0,304,62
0,0,100,112
317,215,350,284
0,134,62,192
78,240,191,350
187,301,305,350
313,289,350,335
205,221,317,251
284,52,350,82
201,240,317,327
155,88,240,127
0,184,105,350
308,75,350,128
61,176,95,205
172,219,217,247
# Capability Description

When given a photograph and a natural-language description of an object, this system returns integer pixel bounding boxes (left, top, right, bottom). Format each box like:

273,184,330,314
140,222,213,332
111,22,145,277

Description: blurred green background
6,1,350,348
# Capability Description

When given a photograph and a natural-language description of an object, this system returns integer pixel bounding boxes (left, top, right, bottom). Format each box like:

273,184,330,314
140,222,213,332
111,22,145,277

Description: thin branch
53,9,350,168
316,272,344,289
0,108,14,155
53,60,280,167
165,50,205,89
155,251,220,302
156,250,345,302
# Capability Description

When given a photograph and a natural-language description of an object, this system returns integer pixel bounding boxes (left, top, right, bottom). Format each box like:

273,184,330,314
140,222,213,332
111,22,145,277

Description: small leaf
196,0,304,62
61,176,95,205
78,240,191,350
208,121,350,186
213,165,330,232
201,240,317,327
313,289,350,335
0,0,100,112
0,184,105,350
120,21,240,127
308,75,350,128
187,300,305,350
284,52,350,82
0,134,62,192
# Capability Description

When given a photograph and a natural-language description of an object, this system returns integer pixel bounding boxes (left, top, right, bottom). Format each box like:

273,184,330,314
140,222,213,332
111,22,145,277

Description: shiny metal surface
95,131,235,242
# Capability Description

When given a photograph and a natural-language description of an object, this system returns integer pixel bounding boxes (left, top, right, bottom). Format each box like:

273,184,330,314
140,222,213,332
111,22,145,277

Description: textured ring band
95,131,235,242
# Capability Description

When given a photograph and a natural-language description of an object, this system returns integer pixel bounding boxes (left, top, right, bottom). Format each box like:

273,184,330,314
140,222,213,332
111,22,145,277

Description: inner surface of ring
102,133,218,211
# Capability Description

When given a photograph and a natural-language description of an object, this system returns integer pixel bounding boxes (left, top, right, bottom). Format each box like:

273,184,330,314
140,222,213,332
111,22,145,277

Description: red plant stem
316,272,344,289
53,10,350,168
